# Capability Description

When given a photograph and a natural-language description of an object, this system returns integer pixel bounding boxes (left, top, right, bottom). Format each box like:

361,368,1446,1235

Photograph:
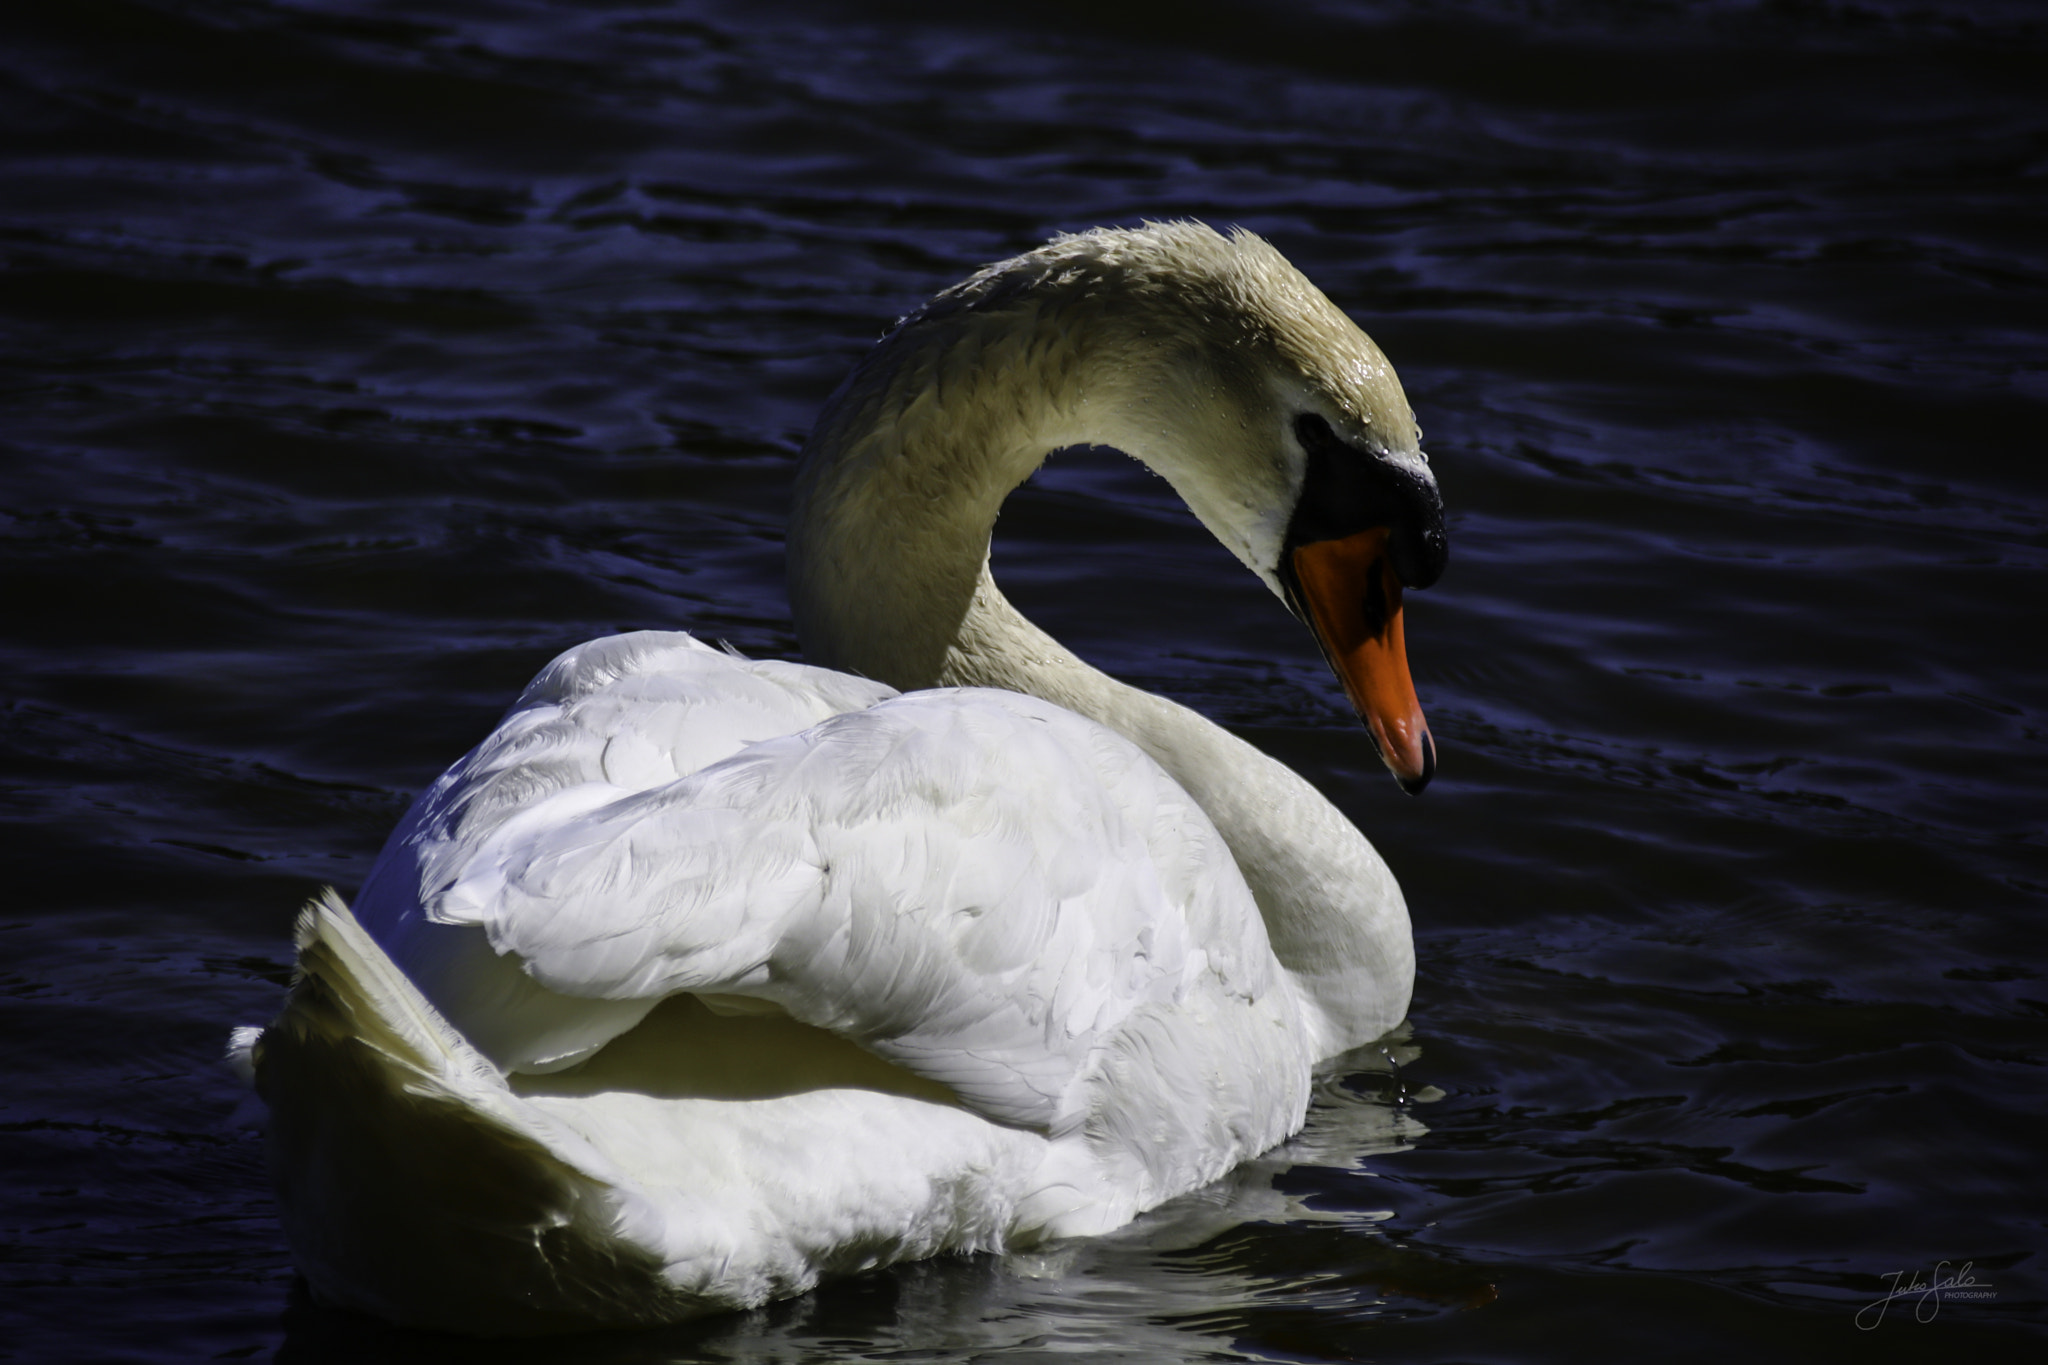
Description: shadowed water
1,1,2043,1360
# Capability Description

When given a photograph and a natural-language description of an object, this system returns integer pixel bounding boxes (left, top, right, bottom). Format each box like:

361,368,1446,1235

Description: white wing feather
463,687,1294,1137
330,630,1314,1292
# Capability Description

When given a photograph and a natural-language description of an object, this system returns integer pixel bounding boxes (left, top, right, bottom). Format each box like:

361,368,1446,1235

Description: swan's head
1012,223,1448,793
1272,406,1445,797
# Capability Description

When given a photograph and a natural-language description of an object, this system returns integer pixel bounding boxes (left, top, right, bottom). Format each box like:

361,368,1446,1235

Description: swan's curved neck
789,309,1089,692
791,275,1274,688
789,272,1413,1053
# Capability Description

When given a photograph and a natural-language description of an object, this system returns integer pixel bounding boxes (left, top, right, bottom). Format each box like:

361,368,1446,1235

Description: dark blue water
3,1,2044,1359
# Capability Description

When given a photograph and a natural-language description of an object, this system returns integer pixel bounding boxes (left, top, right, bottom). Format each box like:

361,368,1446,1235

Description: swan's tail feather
247,888,690,1335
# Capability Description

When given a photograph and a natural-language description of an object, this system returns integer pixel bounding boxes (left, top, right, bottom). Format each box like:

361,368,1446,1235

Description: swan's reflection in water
275,1031,1492,1363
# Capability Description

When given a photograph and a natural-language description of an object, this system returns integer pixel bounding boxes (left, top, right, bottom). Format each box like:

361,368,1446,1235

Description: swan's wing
352,631,902,1070
427,630,900,837
444,688,1310,1208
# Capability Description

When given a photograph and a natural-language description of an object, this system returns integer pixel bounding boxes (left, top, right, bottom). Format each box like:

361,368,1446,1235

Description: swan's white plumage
369,631,1308,1144
261,634,1311,1328
350,633,904,1073
239,222,1436,1334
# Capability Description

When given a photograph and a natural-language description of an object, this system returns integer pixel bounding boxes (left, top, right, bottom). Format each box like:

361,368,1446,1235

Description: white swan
235,221,1448,1335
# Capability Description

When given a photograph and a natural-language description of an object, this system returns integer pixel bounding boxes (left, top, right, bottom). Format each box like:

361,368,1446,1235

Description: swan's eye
1293,412,1349,460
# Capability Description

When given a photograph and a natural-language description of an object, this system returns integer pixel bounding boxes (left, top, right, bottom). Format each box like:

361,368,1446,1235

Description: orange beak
1290,527,1435,793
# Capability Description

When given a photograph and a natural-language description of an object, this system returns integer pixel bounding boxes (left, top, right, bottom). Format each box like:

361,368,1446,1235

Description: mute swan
234,221,1448,1335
